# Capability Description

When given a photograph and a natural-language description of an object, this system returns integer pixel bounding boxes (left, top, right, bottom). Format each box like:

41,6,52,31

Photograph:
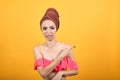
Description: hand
51,71,63,80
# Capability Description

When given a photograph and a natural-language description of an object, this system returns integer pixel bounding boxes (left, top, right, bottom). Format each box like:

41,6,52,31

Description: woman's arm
51,48,78,80
52,70,78,80
62,49,79,76
62,69,78,77
37,55,63,78
33,46,74,78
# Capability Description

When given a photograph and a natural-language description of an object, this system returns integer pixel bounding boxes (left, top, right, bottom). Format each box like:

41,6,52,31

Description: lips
46,35,53,38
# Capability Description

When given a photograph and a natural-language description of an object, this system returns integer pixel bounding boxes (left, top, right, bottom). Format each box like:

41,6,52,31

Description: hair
40,8,60,31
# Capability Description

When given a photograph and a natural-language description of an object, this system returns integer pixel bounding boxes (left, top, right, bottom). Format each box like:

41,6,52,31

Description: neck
45,39,57,48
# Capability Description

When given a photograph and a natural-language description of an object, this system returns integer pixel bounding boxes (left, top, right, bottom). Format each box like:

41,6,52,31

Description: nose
46,28,51,34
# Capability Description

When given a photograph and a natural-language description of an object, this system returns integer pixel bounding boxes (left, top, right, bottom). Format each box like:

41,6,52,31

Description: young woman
33,8,78,80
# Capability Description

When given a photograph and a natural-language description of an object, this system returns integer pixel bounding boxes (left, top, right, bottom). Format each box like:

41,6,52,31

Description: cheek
42,30,46,35
52,29,56,34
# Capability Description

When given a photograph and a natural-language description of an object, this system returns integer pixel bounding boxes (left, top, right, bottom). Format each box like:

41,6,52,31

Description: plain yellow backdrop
0,0,120,80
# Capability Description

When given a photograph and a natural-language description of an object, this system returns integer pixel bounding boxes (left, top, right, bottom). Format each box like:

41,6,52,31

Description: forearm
45,56,63,75
51,69,78,80
38,56,63,77
62,69,78,77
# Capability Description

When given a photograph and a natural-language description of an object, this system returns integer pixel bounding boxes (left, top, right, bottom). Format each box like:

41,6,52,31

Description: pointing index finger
69,46,76,51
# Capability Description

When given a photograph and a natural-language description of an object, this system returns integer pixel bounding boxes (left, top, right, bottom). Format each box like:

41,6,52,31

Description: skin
33,19,78,80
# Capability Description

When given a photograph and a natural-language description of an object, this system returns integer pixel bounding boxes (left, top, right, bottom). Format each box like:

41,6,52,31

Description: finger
68,46,76,51
58,49,63,54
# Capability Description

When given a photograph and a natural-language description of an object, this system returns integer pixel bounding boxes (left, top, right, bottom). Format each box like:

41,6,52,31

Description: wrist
60,70,65,77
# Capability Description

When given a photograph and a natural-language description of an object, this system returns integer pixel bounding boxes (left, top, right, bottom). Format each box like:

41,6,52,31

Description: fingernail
73,46,76,48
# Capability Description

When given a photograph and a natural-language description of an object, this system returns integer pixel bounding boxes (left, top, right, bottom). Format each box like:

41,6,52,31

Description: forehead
41,19,56,27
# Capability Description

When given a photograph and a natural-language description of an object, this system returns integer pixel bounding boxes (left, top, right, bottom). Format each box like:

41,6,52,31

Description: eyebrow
43,26,47,27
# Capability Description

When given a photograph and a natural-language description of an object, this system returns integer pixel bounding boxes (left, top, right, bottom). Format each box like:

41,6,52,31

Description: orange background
0,0,120,80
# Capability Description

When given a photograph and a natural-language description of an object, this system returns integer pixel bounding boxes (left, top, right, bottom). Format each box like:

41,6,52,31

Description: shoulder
59,42,76,60
33,45,41,52
58,42,73,49
56,42,74,51
33,44,43,59
33,44,44,51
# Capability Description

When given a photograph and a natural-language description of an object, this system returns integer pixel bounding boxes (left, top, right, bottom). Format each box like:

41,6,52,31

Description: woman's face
41,19,57,41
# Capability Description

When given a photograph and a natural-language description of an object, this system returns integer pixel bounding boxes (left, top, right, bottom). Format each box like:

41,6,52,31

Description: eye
43,27,47,30
50,26,55,30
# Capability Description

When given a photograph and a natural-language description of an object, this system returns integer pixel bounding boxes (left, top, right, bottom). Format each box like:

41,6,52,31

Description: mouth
46,35,53,38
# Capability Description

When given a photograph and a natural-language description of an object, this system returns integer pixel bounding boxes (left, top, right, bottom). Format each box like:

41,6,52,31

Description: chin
47,38,54,41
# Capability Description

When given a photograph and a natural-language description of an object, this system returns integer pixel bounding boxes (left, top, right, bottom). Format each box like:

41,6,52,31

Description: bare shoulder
59,42,76,60
56,42,73,50
60,42,73,48
33,44,42,52
33,44,43,59
33,44,45,50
